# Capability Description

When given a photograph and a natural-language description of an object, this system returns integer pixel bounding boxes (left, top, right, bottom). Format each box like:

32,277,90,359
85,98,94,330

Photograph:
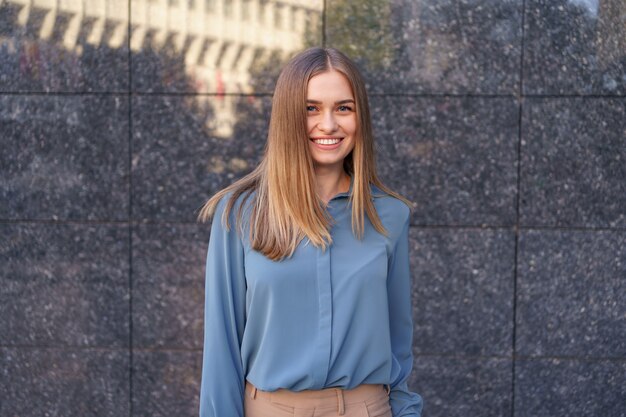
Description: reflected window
287,5,295,30
205,0,216,12
169,0,179,6
224,0,234,17
242,0,252,21
188,0,196,9
275,4,283,29
260,0,268,24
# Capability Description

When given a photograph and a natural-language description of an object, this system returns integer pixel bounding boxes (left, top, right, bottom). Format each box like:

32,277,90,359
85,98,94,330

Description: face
306,70,357,171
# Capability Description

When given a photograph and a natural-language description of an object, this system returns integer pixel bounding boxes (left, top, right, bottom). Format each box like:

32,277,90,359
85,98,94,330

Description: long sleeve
199,198,247,417
387,216,423,417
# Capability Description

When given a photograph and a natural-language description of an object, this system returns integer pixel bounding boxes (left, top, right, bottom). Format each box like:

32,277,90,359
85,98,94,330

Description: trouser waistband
245,381,390,415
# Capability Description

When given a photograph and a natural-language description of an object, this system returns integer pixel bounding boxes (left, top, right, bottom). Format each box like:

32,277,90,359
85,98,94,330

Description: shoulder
213,190,255,232
370,184,411,222
215,190,254,215
370,184,411,235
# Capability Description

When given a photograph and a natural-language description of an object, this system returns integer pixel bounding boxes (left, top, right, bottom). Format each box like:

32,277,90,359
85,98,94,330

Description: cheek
345,137,356,152
347,116,357,135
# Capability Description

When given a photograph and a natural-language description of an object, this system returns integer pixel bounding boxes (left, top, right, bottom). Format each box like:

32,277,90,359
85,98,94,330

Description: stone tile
410,228,515,356
0,95,129,221
132,350,202,417
132,224,209,349
0,347,130,417
0,224,130,347
515,358,626,417
326,0,522,94
523,0,626,95
131,95,269,222
516,230,626,358
130,0,323,93
372,96,519,226
410,356,512,417
520,98,626,228
0,1,129,92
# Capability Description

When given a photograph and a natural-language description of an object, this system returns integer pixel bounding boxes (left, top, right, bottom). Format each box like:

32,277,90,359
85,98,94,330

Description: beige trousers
244,380,392,417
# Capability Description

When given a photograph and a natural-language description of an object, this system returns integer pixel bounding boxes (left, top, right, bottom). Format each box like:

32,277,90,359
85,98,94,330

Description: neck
314,165,350,205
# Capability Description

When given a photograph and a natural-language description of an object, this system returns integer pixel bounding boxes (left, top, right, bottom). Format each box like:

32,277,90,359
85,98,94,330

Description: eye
306,105,318,112
337,105,353,112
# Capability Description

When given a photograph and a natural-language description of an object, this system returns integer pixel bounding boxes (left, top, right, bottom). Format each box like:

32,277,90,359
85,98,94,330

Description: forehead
307,70,354,99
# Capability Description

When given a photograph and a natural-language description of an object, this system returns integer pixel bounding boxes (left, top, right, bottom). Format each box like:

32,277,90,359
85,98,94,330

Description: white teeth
313,138,341,145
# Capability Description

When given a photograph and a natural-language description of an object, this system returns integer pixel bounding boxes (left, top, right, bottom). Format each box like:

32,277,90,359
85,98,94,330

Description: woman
198,47,423,417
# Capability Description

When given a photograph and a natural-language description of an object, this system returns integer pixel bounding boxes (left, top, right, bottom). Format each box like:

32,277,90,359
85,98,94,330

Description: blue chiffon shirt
199,181,423,416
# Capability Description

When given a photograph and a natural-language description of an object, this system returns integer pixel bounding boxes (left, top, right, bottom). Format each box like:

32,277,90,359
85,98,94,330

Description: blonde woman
198,47,423,417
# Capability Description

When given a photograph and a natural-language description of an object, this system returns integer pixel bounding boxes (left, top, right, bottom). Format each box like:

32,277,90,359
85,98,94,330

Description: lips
310,137,344,145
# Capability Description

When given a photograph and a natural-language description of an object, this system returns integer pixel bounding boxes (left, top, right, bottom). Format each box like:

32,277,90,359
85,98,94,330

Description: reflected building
596,0,626,71
0,0,128,57
1,0,322,136
132,0,321,136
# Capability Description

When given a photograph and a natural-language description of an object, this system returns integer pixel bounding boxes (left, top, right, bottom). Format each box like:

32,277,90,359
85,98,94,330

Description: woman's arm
387,214,424,417
199,197,247,417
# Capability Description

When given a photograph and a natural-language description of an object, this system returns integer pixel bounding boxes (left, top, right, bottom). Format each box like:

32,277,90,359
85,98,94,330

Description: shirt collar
329,176,387,201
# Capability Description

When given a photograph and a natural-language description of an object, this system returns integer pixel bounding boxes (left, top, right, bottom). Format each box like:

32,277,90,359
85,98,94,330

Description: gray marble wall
1,1,624,416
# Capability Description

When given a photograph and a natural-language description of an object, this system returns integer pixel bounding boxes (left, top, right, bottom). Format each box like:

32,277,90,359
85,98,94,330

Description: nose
319,110,338,133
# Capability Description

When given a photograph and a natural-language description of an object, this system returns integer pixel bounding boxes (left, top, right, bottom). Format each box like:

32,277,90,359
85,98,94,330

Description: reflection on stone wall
1,0,625,416
1,0,320,136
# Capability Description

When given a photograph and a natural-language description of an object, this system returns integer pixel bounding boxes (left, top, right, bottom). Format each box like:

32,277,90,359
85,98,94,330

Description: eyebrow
306,99,355,105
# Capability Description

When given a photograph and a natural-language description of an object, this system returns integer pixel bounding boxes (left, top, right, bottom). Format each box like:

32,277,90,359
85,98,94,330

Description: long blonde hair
197,47,411,260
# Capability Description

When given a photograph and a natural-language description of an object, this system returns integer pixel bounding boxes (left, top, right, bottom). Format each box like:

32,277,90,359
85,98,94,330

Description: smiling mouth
310,137,344,145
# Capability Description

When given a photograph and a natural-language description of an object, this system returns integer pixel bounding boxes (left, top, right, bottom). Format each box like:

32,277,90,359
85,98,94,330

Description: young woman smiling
198,47,423,417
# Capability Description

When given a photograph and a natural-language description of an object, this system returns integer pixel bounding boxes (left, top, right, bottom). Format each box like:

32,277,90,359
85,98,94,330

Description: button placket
312,239,332,386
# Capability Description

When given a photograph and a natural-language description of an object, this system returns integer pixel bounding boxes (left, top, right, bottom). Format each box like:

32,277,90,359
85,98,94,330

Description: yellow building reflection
2,0,322,136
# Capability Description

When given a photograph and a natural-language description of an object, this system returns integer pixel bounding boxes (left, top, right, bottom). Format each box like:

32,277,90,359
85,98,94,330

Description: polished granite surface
0,1,129,92
0,224,130,347
131,94,269,222
371,95,519,226
2,0,624,416
524,0,626,94
411,356,512,417
515,358,626,417
326,0,523,94
0,95,129,221
132,350,201,417
0,348,129,417
410,228,515,356
132,224,209,349
517,230,626,358
130,0,323,94
520,98,626,227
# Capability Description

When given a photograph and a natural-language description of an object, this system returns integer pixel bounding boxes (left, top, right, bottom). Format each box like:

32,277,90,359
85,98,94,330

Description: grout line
1,344,623,362
0,345,130,352
1,218,624,232
369,93,626,98
518,1,526,100
512,1,527,416
0,91,128,96
1,90,623,98
407,224,626,232
0,345,203,353
411,352,626,363
502,93,626,99
370,92,517,98
129,91,275,97
322,0,327,47
413,353,512,360
127,1,134,415
0,91,275,97
0,219,198,226
509,354,626,363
